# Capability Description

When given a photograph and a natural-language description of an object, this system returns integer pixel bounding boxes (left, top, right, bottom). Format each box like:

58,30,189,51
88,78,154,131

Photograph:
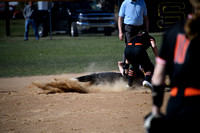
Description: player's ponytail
185,0,200,40
184,14,200,40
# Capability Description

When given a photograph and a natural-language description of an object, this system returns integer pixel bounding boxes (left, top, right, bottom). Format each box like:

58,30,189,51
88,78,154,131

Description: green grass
0,20,163,77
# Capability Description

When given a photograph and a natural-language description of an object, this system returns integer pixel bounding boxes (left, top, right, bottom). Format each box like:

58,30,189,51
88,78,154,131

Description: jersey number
174,33,190,64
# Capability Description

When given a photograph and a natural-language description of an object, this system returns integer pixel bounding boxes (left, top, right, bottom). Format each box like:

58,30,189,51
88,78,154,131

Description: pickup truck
37,1,116,37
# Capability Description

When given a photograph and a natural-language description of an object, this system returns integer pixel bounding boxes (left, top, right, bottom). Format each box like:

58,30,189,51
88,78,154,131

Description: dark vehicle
37,1,115,37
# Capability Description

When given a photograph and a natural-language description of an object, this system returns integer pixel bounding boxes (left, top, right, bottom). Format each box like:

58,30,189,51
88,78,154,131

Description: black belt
125,24,142,28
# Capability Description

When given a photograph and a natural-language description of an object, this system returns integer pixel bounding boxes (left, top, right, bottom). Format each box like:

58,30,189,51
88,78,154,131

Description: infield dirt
0,73,170,133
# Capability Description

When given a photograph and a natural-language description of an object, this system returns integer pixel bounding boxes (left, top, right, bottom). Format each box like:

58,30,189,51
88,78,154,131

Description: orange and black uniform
158,21,200,132
124,33,155,86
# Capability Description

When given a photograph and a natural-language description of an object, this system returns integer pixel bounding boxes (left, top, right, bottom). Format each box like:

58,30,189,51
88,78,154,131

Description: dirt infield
0,73,170,133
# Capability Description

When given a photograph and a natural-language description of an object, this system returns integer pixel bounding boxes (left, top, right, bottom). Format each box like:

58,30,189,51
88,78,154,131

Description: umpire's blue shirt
119,0,147,26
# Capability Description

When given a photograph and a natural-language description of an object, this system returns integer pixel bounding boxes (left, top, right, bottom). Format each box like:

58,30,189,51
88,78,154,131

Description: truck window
67,1,101,11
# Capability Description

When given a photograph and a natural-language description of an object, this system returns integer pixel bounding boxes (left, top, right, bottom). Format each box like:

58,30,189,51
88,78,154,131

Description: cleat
70,78,78,81
143,80,153,90
126,84,132,90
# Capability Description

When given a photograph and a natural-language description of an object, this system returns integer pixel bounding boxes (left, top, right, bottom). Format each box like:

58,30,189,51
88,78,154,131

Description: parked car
37,1,115,37
0,2,24,20
12,10,23,19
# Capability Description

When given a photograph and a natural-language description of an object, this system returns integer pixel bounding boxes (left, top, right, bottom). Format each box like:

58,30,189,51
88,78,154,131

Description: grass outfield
0,20,163,77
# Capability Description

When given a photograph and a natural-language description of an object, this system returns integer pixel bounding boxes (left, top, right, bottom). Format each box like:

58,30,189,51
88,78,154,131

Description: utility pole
5,1,10,36
49,2,52,40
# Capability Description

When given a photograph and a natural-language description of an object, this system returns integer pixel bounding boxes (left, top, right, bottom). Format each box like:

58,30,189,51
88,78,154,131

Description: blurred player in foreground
144,0,200,132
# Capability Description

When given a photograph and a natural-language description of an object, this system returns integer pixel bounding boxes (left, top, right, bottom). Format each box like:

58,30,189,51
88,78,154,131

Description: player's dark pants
124,45,154,86
123,25,143,61
165,88,200,133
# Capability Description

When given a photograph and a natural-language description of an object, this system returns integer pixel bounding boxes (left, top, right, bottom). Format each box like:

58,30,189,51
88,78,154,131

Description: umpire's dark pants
124,24,142,43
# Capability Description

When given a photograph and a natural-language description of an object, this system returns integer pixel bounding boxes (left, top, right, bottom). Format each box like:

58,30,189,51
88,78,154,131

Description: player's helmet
139,29,148,36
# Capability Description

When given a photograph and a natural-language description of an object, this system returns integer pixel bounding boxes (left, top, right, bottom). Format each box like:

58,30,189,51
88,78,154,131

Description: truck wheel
104,28,112,36
38,23,48,37
70,22,78,37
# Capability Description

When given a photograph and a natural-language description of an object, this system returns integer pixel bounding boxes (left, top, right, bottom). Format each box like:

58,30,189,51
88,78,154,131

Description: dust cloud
32,77,146,94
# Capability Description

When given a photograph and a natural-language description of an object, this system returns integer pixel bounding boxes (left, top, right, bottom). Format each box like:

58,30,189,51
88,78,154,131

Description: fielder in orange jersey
123,30,158,89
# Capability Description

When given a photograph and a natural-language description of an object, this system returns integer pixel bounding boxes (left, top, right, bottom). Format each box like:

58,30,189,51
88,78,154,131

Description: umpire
118,0,149,43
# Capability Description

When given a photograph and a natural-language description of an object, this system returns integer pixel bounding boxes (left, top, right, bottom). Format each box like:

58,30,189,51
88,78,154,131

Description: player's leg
140,52,154,89
127,66,138,87
124,46,141,88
